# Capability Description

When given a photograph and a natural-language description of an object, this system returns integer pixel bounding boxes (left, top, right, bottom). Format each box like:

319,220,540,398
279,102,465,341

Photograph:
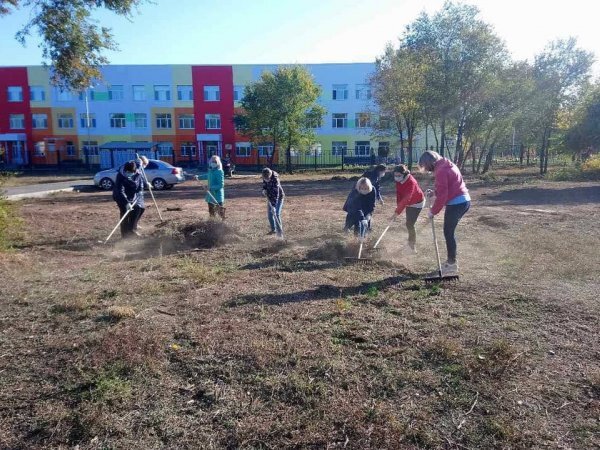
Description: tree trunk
482,142,497,174
430,122,439,152
543,129,552,174
519,143,525,166
398,122,405,164
439,118,446,157
455,114,466,166
526,146,530,166
461,141,473,172
424,123,428,151
539,128,548,175
471,142,477,173
285,143,293,174
406,123,414,170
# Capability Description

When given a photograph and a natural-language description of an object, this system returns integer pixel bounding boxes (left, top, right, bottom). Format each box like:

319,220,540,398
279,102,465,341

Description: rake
199,176,226,219
344,221,375,265
370,214,396,253
424,214,459,283
101,195,138,244
136,153,165,223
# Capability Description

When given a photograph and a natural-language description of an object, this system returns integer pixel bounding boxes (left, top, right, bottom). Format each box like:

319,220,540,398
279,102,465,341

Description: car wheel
99,177,114,190
152,178,167,190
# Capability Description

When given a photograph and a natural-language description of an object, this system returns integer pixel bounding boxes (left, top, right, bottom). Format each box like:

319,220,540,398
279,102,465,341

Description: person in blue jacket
205,155,225,219
362,164,387,205
262,167,285,237
343,177,376,238
112,160,145,238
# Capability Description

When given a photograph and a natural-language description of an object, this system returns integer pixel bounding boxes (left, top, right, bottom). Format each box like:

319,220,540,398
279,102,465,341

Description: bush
582,154,600,172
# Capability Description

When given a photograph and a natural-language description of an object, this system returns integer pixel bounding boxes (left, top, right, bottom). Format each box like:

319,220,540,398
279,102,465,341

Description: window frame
178,114,195,129
32,113,48,129
331,141,347,156
155,113,173,129
57,113,74,129
7,86,24,102
109,113,127,129
108,85,124,101
180,143,197,157
257,144,273,157
332,113,348,128
332,84,348,100
153,85,171,101
132,85,146,101
205,114,221,130
203,85,221,102
133,113,147,128
177,85,193,101
355,112,371,129
9,114,25,129
355,141,371,156
29,86,46,102
79,113,97,129
235,142,251,157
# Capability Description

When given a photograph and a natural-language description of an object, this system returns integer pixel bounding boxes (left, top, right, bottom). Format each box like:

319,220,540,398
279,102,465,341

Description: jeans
117,203,145,237
405,207,422,248
268,198,284,233
443,201,470,263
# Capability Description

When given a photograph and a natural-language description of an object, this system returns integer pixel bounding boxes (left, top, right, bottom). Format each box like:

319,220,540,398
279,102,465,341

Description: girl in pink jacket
419,151,471,276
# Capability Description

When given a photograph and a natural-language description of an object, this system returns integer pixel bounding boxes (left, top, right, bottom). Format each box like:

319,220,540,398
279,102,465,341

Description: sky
0,0,599,74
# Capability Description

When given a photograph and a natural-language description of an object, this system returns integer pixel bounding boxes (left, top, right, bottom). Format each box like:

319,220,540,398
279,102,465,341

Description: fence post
341,150,345,171
314,149,317,171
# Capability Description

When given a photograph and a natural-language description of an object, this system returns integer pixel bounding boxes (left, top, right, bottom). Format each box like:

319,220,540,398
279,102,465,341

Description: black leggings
405,207,422,247
443,201,470,263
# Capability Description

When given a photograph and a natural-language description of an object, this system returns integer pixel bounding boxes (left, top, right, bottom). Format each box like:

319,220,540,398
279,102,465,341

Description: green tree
371,43,427,169
563,82,600,156
234,66,325,173
405,1,506,160
1,0,148,90
531,38,594,174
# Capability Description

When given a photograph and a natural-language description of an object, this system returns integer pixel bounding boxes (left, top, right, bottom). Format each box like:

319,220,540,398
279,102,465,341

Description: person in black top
362,163,387,205
112,160,145,238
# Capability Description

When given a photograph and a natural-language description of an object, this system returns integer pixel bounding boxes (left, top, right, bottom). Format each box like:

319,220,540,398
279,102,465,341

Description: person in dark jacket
112,160,145,238
262,167,285,237
362,164,387,205
343,177,376,237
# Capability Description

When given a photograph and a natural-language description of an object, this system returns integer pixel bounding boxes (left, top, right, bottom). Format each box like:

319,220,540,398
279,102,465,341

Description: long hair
209,155,223,170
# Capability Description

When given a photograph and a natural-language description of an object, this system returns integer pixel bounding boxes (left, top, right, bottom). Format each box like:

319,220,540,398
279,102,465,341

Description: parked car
94,159,185,191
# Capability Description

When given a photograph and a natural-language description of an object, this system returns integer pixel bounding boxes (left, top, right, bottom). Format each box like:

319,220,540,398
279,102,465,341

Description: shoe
276,231,284,239
132,230,142,238
406,241,417,254
267,230,276,235
441,261,459,276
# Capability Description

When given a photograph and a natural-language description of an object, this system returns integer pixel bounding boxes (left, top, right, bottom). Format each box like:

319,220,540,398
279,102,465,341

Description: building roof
99,141,158,150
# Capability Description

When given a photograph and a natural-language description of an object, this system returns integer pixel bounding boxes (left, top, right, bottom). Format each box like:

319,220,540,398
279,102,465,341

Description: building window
258,144,273,157
205,114,221,129
332,84,348,100
82,140,99,156
133,85,146,101
57,89,72,102
157,142,173,157
378,141,390,156
34,141,46,156
355,141,371,156
66,141,76,156
109,113,127,128
332,113,348,128
178,114,195,129
236,142,251,157
332,141,347,156
233,85,244,102
177,85,193,101
9,114,25,129
203,85,220,102
134,113,147,128
79,113,96,129
32,114,48,129
379,116,392,130
355,84,372,100
30,86,46,102
355,113,371,129
154,85,171,101
7,86,23,102
108,85,124,101
57,113,74,129
181,143,196,157
156,113,172,129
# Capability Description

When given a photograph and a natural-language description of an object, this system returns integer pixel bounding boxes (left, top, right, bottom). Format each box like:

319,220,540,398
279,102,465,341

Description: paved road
3,179,96,200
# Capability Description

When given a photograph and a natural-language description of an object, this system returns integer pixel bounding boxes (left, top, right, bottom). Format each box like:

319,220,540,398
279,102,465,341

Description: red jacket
431,158,469,215
395,174,425,214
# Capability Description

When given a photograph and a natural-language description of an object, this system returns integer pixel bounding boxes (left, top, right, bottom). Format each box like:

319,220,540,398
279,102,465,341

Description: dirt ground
0,170,599,449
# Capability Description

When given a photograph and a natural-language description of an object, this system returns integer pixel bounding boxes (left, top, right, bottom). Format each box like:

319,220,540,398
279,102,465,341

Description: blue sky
0,0,598,74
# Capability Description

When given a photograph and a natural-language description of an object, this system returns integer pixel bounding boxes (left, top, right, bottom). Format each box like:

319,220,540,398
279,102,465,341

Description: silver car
94,159,186,191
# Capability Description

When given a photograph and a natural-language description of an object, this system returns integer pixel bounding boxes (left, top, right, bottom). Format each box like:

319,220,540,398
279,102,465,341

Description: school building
0,64,412,170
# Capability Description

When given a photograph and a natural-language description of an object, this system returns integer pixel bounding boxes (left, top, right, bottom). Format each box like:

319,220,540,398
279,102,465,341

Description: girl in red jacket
393,165,425,252
419,151,471,276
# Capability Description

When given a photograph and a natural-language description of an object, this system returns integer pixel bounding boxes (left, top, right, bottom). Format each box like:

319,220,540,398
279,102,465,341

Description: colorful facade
0,63,403,169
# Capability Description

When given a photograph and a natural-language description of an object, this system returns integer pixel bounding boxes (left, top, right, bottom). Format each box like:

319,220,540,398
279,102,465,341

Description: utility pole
84,88,92,169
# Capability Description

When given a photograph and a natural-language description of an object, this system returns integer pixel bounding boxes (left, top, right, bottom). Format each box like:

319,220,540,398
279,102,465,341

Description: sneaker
406,241,418,254
132,230,142,238
267,230,276,235
441,261,459,276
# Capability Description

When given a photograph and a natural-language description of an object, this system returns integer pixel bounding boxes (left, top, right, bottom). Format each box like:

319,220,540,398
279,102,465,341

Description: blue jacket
205,168,225,204
113,166,145,208
343,188,375,220
263,171,285,206
362,168,383,201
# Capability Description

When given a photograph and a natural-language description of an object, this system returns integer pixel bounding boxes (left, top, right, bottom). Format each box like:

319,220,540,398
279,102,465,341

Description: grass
0,171,598,449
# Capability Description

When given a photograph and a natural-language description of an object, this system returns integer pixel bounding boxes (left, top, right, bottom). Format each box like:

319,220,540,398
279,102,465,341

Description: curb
5,184,95,201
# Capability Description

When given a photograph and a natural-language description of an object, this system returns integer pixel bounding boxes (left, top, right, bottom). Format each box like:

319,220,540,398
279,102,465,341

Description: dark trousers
443,201,470,263
208,202,225,219
344,214,370,238
117,203,145,238
405,207,422,247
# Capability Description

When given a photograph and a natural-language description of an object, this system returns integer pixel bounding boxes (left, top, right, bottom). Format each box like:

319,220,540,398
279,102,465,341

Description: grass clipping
150,219,240,252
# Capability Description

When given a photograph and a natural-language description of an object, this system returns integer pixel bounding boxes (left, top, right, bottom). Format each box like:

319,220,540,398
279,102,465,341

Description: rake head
344,256,375,265
424,273,460,283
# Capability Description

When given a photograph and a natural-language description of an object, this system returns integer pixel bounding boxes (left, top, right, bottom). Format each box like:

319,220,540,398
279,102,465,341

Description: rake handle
104,206,133,244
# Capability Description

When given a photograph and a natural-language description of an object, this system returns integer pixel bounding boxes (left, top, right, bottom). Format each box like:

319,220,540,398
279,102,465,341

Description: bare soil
0,171,599,449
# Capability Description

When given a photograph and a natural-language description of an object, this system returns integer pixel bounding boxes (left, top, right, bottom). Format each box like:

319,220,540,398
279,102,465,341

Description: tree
563,81,600,157
1,0,148,90
371,43,427,169
404,1,506,160
531,38,594,174
234,66,325,173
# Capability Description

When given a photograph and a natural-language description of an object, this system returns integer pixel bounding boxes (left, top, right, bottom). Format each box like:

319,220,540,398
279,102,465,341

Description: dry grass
0,172,598,449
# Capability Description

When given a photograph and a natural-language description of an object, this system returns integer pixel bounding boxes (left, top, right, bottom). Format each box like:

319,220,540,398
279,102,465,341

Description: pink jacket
431,158,469,215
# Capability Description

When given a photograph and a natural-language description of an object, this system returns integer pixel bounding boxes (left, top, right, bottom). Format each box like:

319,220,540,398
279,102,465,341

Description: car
94,159,185,191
